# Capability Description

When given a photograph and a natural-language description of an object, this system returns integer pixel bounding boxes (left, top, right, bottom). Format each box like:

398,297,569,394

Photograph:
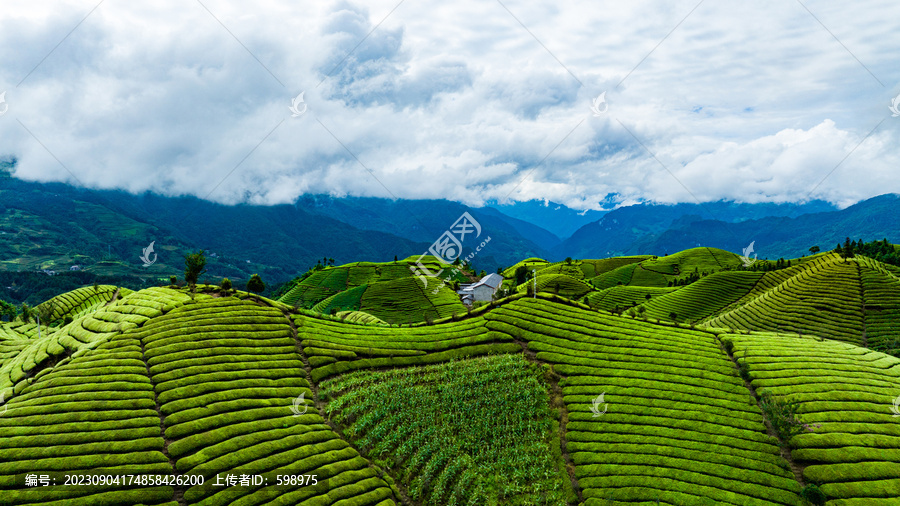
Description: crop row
518,273,594,299
857,259,900,355
585,286,679,313
34,284,121,323
641,271,763,323
0,330,174,504
298,313,517,382
706,256,866,344
589,263,639,290
500,257,549,278
320,354,568,505
723,333,900,503
577,257,650,279
1,288,193,400
356,277,466,324
484,298,801,504
129,297,396,505
535,262,586,279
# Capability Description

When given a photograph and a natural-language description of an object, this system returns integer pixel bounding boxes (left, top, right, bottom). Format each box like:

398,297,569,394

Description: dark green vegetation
2,246,900,505
321,354,566,505
4,164,900,303
0,270,157,307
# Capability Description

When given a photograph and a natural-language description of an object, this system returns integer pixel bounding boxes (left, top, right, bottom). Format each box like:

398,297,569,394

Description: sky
1,0,899,211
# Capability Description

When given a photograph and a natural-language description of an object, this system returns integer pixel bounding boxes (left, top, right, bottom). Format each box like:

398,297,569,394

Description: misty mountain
555,197,900,260
294,195,552,266
485,199,608,240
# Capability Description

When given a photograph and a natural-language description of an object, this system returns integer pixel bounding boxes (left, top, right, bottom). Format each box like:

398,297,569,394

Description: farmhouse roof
471,273,503,290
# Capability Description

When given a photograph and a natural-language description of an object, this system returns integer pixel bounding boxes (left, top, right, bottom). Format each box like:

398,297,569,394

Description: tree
20,303,32,323
247,274,265,295
841,237,855,261
514,266,528,285
565,257,573,265
169,275,178,286
669,312,678,322
0,300,17,322
394,255,398,262
808,245,820,255
479,270,486,277
183,251,207,291
220,277,232,295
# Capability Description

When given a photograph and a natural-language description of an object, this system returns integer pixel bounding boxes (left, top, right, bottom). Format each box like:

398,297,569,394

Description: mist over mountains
2,165,899,287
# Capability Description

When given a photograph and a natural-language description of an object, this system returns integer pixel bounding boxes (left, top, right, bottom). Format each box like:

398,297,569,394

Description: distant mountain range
2,160,899,284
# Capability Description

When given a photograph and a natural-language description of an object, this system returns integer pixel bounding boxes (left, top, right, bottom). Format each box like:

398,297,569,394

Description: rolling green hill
311,276,467,324
276,256,467,310
588,247,743,289
723,332,900,504
2,247,900,505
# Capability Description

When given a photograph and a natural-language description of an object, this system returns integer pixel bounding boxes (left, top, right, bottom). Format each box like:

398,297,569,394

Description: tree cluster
834,237,898,265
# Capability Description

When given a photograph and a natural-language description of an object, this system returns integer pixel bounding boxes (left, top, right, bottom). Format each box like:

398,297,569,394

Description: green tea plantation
2,248,899,505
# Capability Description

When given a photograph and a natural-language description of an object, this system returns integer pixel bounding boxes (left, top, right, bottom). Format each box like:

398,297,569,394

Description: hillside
554,200,838,259
557,194,900,261
2,248,900,504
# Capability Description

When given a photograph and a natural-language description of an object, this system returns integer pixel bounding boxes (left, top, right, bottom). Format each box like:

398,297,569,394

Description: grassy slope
309,276,468,324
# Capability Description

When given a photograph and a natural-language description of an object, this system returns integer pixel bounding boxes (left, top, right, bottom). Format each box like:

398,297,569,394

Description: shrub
800,484,826,505
247,274,265,294
220,278,232,293
758,389,821,444
169,275,178,286
737,351,752,382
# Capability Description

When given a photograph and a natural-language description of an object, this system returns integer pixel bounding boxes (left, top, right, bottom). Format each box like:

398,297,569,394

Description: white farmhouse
457,273,504,303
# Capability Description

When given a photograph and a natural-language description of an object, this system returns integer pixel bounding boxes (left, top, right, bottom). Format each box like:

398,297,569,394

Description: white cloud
0,0,899,211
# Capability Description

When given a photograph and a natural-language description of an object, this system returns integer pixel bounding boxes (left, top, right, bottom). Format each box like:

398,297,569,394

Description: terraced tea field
2,247,900,505
277,256,464,309
516,273,594,299
311,276,466,324
724,333,900,504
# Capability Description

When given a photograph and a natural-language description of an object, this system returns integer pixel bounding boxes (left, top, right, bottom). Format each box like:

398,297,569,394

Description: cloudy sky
1,0,898,210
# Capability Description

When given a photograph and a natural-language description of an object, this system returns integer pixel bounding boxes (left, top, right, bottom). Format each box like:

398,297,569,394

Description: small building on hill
457,273,503,303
